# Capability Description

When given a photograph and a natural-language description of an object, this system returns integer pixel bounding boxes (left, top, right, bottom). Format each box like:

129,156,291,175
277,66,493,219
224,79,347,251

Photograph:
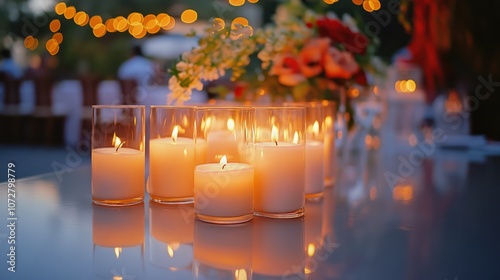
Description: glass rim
92,105,145,109
196,106,255,111
253,106,305,111
150,105,198,109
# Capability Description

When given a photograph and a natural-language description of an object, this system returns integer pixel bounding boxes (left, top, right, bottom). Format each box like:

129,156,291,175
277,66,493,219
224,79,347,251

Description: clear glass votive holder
254,106,306,218
92,105,145,206
92,203,145,279
194,107,255,224
149,106,196,204
284,102,326,200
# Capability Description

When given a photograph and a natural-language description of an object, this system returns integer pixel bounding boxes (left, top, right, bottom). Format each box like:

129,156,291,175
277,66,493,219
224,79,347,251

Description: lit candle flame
272,125,278,146
220,155,227,169
324,116,333,129
235,269,248,280
293,131,299,144
312,121,319,136
167,244,174,258
114,136,125,152
227,118,235,131
114,247,122,259
172,125,179,143
307,243,315,257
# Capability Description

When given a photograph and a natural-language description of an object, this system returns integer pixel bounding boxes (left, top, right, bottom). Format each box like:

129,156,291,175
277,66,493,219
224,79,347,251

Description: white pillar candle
305,140,324,198
149,137,195,201
92,147,144,202
323,131,336,187
194,156,254,222
254,143,305,215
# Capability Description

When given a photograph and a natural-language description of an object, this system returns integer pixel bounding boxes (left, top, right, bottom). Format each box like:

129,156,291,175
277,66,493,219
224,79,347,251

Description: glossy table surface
1,148,500,280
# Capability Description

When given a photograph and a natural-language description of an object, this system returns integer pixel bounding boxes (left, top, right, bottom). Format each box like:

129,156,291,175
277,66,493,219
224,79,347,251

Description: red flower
352,69,368,86
298,38,330,78
324,47,359,80
316,18,369,55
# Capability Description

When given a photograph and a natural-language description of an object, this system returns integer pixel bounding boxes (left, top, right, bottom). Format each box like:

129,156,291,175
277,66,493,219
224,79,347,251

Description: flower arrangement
168,0,377,104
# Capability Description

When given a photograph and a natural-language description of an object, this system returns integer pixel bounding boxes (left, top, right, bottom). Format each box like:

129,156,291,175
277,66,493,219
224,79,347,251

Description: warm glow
167,244,174,258
74,11,89,26
157,13,170,28
113,135,123,150
24,36,36,50
114,247,122,258
445,91,463,114
235,269,248,280
128,12,144,24
166,242,180,258
307,243,315,257
220,155,228,166
114,16,129,32
129,22,145,38
89,15,103,28
227,118,235,131
112,276,123,280
248,0,259,3
54,2,66,15
172,125,179,142
45,39,58,53
293,131,299,144
393,185,414,202
143,14,157,29
63,6,76,19
395,79,417,93
181,9,197,24
162,16,175,30
325,116,333,129
231,17,249,29
105,18,117,32
324,0,337,4
93,23,106,38
52,33,63,44
406,79,416,92
349,87,360,98
271,125,279,144
363,0,374,12
352,0,363,5
312,121,319,136
49,19,61,32
229,0,245,6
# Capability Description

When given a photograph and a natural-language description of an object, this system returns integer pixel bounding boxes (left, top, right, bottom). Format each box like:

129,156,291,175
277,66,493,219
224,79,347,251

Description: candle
254,137,305,216
92,136,145,204
149,125,195,203
194,156,254,224
305,140,324,199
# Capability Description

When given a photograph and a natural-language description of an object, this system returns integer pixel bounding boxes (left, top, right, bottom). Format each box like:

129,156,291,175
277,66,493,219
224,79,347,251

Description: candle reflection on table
149,202,194,271
252,217,304,278
193,220,252,280
304,200,324,276
92,203,145,279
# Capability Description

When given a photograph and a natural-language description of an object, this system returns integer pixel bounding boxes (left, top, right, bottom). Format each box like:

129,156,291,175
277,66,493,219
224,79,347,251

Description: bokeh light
89,15,102,28
231,17,249,29
229,0,245,7
74,11,89,26
128,12,144,24
248,0,259,3
46,39,59,53
52,32,63,44
352,0,363,5
54,2,66,15
156,13,170,28
162,16,175,30
63,6,76,19
114,16,129,32
105,18,117,32
93,23,106,37
49,19,61,33
181,9,197,24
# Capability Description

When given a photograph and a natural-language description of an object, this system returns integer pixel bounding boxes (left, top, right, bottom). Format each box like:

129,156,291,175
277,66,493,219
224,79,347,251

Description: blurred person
0,48,23,78
117,45,157,87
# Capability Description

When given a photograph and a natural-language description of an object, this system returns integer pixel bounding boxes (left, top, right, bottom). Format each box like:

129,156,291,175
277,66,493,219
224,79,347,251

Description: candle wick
172,137,176,143
222,164,226,169
116,141,126,152
275,140,278,146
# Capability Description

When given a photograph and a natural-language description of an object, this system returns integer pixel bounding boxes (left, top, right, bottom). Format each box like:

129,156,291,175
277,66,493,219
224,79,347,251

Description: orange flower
324,47,359,80
270,54,306,86
298,38,330,78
